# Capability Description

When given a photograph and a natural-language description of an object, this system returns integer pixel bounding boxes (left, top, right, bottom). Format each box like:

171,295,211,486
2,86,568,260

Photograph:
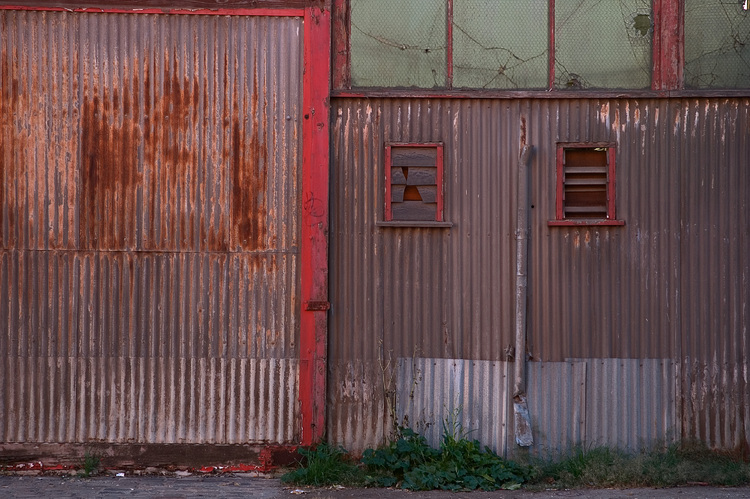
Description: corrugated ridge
329,96,749,453
0,11,304,445
0,354,298,444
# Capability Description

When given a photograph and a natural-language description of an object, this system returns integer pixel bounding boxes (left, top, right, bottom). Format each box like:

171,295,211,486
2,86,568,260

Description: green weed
78,451,101,478
362,421,530,491
280,442,365,487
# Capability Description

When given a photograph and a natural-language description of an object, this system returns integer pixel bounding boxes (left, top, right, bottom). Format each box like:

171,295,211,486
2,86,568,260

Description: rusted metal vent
563,147,608,219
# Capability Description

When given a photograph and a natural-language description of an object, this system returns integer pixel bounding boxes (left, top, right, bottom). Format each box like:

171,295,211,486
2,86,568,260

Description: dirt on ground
2,475,750,499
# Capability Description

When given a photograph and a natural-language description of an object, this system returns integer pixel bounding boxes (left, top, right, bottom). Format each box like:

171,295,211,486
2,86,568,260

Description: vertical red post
331,0,350,89
652,0,683,90
300,5,331,446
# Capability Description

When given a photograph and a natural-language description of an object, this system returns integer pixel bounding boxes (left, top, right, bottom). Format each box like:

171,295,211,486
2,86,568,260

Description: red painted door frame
2,3,331,447
300,5,331,446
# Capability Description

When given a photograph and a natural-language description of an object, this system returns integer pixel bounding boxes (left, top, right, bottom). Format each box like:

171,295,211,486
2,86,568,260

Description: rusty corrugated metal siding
0,10,303,443
329,97,749,454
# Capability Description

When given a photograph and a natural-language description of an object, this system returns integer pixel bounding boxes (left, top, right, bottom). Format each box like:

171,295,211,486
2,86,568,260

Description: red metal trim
0,5,303,15
607,146,617,220
548,0,555,90
385,145,393,221
652,0,683,90
436,143,444,221
299,5,330,447
331,0,350,89
555,145,564,220
446,0,453,89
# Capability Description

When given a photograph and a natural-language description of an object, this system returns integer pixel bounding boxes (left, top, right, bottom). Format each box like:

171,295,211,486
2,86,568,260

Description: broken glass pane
684,0,750,88
555,0,652,89
453,0,548,89
351,0,447,87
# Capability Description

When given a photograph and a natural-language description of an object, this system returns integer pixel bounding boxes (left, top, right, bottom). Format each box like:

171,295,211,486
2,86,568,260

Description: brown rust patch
80,81,142,250
230,66,268,252
0,26,28,250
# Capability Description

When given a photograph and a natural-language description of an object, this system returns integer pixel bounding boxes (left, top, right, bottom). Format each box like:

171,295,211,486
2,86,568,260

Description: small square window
385,143,444,223
548,143,625,226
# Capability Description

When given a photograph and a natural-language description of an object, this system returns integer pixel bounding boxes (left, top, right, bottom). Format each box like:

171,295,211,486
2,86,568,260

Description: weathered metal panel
1,10,302,253
525,361,587,457
392,358,675,458
678,98,750,450
577,359,677,451
0,10,303,444
329,96,749,453
529,98,681,362
396,358,512,455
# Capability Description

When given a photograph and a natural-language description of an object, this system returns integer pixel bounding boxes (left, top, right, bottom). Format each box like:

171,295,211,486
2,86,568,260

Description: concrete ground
1,475,750,499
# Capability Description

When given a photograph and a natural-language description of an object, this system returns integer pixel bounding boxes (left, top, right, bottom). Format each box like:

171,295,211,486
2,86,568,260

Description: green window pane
555,0,652,89
351,0,447,88
453,0,548,89
685,0,750,88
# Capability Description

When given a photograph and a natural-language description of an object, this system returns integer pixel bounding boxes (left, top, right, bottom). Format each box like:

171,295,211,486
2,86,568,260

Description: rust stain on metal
231,67,268,252
80,81,142,250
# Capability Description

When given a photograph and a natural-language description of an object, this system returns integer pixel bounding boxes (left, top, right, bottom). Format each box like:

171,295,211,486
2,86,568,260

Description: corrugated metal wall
0,10,303,443
329,97,749,454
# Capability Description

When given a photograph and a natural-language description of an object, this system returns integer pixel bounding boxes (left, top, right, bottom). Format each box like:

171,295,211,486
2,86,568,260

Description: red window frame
385,143,444,223
548,143,625,227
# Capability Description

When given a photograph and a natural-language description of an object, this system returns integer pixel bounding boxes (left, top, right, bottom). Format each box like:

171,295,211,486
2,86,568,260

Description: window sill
377,221,453,228
547,220,625,227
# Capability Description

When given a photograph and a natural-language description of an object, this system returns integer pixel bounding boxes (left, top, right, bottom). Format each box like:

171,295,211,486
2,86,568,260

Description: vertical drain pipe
514,144,533,447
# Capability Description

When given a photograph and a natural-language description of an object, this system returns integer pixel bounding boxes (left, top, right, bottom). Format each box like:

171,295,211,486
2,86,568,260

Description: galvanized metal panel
396,358,512,455
576,359,677,451
0,10,303,444
525,361,587,457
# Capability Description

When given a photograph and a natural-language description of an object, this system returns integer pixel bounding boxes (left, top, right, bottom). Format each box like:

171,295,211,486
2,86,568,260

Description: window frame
332,0,750,95
381,142,451,227
548,142,625,227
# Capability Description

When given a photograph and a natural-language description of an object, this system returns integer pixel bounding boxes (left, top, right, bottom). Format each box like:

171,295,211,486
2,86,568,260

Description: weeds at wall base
522,441,750,490
282,434,750,491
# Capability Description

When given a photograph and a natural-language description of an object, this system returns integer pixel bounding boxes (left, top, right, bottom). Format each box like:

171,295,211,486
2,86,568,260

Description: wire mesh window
554,0,652,89
348,0,655,90
351,0,447,87
453,0,548,89
684,0,750,88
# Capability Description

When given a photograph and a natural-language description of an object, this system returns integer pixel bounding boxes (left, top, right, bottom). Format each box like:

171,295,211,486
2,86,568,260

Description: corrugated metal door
0,10,303,444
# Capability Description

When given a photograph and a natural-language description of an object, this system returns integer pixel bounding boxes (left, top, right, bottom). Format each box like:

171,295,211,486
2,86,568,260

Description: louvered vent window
385,143,444,223
550,144,624,226
564,147,608,218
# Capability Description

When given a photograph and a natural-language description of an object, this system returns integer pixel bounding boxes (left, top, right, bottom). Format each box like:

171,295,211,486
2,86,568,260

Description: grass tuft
526,441,750,489
78,451,101,478
280,442,365,487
